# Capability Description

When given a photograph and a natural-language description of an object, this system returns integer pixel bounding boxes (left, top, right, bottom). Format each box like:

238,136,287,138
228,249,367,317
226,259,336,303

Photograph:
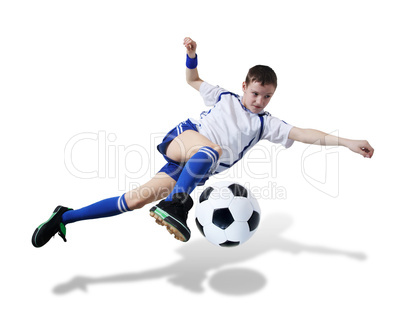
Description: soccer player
31,37,374,247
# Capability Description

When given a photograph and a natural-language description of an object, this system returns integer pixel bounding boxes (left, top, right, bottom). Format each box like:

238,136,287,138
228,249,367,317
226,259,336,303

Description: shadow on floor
53,213,366,295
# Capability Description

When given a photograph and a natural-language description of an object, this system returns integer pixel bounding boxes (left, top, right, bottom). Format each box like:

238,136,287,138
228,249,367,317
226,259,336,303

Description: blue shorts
157,119,210,185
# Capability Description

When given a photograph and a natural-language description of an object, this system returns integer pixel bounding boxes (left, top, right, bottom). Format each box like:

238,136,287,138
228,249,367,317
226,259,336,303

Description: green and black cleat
32,206,72,248
149,193,193,242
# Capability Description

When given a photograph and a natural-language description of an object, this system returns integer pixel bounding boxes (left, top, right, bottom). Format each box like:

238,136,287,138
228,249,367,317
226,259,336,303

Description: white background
1,0,401,328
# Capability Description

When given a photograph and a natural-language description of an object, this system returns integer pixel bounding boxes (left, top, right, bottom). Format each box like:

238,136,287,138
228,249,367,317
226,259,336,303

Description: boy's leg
165,130,221,200
61,172,177,225
149,130,222,242
166,130,222,163
32,173,176,248
56,129,219,225
32,130,222,247
124,172,176,209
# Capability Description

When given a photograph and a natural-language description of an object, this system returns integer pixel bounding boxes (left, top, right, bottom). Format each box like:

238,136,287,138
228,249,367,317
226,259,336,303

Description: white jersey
189,82,294,174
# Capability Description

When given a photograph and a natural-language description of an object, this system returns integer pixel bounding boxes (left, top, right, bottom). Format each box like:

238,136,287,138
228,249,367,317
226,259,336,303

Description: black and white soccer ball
195,181,261,247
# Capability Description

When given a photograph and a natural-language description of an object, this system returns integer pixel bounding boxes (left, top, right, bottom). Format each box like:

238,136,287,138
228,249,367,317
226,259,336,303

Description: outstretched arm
289,127,374,158
183,37,203,91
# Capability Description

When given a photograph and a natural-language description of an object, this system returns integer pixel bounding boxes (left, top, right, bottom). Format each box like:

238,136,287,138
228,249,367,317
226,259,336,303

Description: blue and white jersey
189,82,294,174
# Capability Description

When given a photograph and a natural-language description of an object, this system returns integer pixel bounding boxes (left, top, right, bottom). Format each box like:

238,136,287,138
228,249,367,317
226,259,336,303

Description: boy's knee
212,144,222,158
203,144,222,162
192,144,222,159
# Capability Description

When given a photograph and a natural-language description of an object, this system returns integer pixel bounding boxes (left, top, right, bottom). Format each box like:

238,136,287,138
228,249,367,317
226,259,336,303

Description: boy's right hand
183,37,197,58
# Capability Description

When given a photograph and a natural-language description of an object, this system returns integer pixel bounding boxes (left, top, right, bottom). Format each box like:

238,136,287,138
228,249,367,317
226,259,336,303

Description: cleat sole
149,210,187,242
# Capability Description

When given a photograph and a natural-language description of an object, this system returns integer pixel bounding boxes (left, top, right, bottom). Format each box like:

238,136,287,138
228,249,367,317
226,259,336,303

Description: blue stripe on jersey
258,115,265,141
219,137,256,169
217,92,253,114
217,91,239,103
206,91,272,118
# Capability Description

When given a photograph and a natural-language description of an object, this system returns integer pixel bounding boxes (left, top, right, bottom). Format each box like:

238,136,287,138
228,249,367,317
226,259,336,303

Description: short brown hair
245,65,277,88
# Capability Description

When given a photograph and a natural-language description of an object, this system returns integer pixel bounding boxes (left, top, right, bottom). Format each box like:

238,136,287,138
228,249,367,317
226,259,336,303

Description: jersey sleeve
262,115,294,148
199,82,228,106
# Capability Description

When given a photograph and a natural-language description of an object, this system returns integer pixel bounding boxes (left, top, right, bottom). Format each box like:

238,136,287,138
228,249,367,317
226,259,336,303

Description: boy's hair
245,65,277,89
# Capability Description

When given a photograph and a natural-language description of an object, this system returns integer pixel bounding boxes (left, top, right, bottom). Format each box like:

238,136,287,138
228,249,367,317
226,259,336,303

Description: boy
32,37,374,247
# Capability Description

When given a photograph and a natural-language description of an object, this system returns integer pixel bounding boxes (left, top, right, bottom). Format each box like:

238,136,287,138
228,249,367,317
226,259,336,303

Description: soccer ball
195,181,261,247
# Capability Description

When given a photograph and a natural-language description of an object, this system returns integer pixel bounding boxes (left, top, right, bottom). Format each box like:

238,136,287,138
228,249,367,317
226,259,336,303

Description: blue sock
62,194,131,225
166,146,219,201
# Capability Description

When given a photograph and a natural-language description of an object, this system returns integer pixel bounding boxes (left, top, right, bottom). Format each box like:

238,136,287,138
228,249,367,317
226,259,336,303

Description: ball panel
203,224,227,245
247,192,261,214
220,240,240,247
225,221,252,243
208,187,234,209
199,186,214,203
229,198,253,222
228,183,248,197
195,218,205,236
248,211,260,231
195,200,214,226
212,208,234,229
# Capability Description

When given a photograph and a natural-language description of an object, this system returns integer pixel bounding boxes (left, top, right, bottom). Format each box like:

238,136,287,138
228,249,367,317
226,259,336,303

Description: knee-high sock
62,194,131,225
165,146,219,201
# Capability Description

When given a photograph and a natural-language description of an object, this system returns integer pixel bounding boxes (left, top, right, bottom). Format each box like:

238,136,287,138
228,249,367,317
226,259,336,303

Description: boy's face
242,81,276,113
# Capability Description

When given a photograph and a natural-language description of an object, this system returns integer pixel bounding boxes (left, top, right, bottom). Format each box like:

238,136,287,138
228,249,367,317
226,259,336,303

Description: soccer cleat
149,193,193,242
32,206,72,248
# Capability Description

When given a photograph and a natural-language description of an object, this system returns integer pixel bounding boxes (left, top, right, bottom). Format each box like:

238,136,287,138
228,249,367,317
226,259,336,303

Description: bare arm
183,37,203,91
289,127,374,158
